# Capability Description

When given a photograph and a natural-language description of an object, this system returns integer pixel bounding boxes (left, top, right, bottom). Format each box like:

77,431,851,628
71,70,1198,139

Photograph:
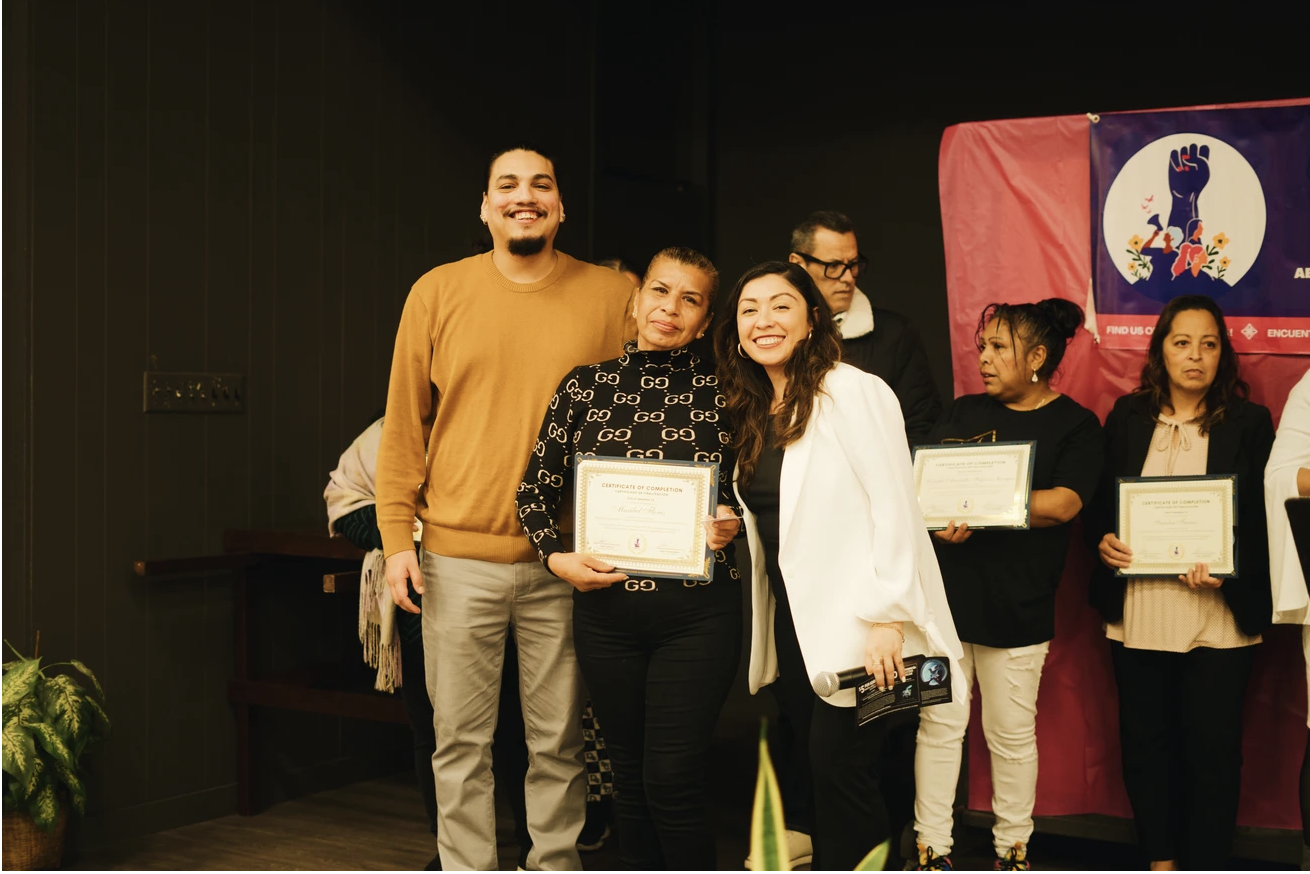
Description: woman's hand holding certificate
1112,475,1237,577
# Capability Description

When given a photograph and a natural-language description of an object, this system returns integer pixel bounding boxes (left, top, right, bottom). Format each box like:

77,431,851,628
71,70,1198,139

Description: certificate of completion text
1117,475,1237,576
574,456,718,581
912,442,1035,530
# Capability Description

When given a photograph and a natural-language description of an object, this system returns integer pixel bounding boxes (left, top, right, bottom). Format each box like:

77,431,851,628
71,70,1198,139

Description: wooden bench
134,528,407,815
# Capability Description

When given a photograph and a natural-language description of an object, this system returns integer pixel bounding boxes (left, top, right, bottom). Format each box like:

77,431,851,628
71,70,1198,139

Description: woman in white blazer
714,261,963,870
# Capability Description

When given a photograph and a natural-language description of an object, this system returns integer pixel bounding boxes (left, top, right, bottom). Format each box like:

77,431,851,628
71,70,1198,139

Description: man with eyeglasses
788,210,942,446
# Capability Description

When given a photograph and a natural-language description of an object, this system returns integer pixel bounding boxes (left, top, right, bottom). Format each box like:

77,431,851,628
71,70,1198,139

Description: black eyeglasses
794,252,869,280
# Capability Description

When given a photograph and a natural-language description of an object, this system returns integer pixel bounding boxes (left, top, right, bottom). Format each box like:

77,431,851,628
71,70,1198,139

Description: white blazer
1267,367,1310,626
734,364,965,708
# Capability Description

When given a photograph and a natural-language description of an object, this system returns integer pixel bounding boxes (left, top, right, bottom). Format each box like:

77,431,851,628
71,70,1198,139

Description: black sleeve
925,396,963,445
1049,408,1106,508
1225,404,1276,635
517,369,583,570
336,504,384,552
892,323,944,446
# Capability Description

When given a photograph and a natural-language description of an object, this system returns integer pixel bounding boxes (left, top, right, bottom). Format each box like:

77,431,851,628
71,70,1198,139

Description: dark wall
1,0,598,844
711,31,1310,408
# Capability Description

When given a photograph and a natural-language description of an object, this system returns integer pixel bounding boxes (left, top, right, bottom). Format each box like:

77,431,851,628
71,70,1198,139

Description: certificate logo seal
1169,543,1185,560
958,497,973,513
628,534,647,555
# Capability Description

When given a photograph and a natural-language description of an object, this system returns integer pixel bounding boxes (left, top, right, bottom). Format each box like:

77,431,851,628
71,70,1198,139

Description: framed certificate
573,455,719,581
1116,475,1238,577
911,441,1036,530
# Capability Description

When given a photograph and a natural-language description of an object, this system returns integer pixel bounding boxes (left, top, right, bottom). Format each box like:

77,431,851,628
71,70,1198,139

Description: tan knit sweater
376,251,634,562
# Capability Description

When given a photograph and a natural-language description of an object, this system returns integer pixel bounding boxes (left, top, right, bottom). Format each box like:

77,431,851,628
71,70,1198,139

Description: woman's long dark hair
712,261,842,486
1136,294,1247,435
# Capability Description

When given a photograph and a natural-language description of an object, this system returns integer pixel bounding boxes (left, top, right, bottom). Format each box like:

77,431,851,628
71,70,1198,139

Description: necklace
1031,392,1057,410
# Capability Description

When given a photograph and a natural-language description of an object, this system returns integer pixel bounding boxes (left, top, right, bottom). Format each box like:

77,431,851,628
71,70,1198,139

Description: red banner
938,100,1309,831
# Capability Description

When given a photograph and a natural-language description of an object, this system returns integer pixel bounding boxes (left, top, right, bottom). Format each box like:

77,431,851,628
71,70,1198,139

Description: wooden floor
64,767,1296,871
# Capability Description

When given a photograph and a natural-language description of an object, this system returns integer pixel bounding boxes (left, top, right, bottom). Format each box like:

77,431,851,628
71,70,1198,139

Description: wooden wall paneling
337,12,383,432
144,0,210,802
73,0,109,820
271,0,326,532
28,0,80,667
316,3,345,504
202,0,254,792
245,0,278,532
101,0,154,813
3,0,33,653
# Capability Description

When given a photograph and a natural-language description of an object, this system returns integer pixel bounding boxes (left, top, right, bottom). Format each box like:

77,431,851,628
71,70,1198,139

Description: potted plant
2,637,110,870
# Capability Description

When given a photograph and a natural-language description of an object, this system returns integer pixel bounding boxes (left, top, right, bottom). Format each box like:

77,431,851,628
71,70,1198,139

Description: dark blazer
841,307,943,446
1086,391,1276,637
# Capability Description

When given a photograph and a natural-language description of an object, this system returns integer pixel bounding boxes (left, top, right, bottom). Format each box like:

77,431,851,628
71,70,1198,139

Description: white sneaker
744,829,813,869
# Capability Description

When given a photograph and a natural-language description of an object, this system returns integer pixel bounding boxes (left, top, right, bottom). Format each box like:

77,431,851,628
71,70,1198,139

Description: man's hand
546,553,628,592
864,624,905,692
386,551,423,614
1098,533,1133,570
1180,562,1222,590
705,505,742,551
932,520,972,544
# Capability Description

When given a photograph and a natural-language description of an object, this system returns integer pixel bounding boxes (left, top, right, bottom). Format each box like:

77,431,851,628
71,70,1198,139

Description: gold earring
737,343,747,359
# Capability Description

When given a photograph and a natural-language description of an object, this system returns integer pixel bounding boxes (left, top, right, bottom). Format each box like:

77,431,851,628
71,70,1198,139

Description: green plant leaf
65,660,106,700
749,719,790,872
2,659,41,707
855,839,890,871
30,780,59,832
50,758,86,815
27,721,74,770
82,692,111,737
2,720,37,791
46,675,89,744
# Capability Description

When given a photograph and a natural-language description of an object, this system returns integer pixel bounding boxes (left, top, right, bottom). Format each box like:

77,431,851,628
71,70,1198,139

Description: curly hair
1136,294,1248,436
974,298,1083,381
712,261,842,487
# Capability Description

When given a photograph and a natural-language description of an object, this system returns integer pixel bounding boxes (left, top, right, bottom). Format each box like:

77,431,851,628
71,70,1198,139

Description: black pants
399,586,531,855
1110,641,1256,868
572,584,741,871
770,585,891,871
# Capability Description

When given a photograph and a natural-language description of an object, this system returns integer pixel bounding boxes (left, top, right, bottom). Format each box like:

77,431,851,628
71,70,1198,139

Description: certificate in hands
911,441,1036,530
573,455,719,581
1116,475,1237,577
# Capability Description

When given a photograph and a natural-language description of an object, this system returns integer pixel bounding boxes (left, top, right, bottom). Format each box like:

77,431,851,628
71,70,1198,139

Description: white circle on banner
1103,132,1266,287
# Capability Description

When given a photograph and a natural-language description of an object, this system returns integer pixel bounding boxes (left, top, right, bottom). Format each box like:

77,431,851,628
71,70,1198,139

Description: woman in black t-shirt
911,299,1104,872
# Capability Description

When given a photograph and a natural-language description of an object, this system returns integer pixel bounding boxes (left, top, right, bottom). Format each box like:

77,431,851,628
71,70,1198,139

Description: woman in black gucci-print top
518,248,741,871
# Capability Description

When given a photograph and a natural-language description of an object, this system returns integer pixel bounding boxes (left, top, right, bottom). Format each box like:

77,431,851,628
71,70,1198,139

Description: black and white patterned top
518,341,741,588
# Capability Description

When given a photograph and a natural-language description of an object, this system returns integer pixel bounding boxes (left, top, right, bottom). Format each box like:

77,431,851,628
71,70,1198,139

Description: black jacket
840,306,943,447
1086,391,1275,637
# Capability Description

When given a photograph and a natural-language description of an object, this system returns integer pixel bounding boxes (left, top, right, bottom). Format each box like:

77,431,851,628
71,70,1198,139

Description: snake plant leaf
65,660,106,701
749,719,790,872
50,759,86,815
2,659,41,707
31,781,58,832
27,721,75,771
854,840,890,871
2,720,37,791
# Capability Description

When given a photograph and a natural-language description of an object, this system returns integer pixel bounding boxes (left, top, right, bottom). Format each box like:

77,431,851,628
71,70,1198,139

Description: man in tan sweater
377,147,633,870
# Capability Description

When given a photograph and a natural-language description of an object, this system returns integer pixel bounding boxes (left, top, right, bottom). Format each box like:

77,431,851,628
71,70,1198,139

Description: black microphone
811,666,875,698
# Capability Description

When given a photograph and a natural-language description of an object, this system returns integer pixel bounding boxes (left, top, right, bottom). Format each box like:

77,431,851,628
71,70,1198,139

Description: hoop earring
737,343,747,359
1031,369,1039,383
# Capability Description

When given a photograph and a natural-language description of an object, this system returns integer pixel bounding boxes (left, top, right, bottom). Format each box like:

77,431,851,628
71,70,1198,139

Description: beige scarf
324,419,403,692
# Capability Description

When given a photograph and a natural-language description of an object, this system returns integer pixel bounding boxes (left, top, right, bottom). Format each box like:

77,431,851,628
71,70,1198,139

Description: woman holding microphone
714,260,962,871
1091,294,1274,870
518,247,742,871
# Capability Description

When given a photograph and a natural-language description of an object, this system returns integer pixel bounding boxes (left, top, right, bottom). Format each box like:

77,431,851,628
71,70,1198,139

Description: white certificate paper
574,455,718,581
1117,475,1237,577
912,441,1035,530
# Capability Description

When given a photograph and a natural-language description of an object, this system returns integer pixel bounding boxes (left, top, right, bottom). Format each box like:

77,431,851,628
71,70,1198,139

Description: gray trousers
421,550,586,871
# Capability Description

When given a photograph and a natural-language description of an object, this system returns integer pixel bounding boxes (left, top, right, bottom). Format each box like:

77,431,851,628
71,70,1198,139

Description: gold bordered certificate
911,441,1035,530
573,455,719,581
1116,475,1237,577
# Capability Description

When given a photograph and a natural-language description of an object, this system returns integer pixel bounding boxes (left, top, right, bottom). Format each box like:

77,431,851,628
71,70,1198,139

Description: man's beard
507,235,548,257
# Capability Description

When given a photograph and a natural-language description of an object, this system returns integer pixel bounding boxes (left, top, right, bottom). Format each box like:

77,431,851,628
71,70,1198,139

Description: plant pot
2,808,68,870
